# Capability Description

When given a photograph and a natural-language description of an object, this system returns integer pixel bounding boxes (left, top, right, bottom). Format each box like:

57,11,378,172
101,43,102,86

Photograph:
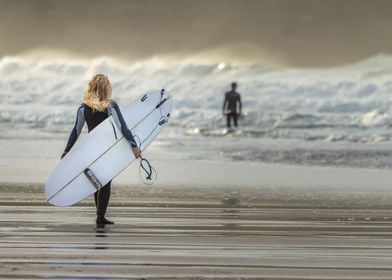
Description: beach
2,137,392,279
2,181,392,279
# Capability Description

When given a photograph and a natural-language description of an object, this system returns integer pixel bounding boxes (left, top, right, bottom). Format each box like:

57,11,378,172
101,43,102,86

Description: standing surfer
222,82,242,128
62,74,141,226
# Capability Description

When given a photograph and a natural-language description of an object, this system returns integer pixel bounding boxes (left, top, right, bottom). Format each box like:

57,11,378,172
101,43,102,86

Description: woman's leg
94,181,113,223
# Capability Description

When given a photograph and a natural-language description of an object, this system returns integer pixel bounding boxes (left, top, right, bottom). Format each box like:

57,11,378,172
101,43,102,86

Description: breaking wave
1,55,392,145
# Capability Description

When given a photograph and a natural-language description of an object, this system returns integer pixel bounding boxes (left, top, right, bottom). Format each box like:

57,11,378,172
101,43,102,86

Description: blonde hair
83,74,112,112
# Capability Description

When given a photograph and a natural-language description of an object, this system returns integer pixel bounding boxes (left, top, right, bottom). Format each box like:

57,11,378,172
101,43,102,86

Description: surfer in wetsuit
222,82,242,128
62,74,141,226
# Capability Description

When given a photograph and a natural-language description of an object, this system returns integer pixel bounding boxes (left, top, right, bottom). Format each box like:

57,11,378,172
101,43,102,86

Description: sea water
1,55,392,169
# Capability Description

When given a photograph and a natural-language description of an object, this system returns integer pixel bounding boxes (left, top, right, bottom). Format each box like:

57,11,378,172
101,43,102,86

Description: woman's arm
110,101,140,157
62,105,86,158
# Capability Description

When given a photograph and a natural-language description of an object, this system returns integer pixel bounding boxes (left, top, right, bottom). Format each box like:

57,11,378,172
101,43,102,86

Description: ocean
1,55,392,169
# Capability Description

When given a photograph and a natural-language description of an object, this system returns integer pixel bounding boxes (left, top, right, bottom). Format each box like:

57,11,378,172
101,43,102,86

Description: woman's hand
132,147,141,158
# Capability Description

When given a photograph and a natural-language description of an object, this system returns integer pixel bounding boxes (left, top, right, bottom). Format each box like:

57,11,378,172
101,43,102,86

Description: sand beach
2,161,392,279
2,138,392,279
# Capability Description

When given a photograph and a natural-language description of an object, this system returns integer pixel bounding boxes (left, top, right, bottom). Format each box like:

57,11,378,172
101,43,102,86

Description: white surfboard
45,89,173,206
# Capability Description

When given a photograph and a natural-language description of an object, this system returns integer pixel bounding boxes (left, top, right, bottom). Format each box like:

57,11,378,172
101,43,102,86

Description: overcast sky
1,0,391,67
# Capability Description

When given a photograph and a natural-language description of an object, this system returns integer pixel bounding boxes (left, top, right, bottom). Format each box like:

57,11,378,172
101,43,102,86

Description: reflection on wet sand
2,184,392,279
95,226,108,250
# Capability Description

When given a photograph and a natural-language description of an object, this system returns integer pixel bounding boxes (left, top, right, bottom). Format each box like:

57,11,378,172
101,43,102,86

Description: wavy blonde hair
83,74,112,112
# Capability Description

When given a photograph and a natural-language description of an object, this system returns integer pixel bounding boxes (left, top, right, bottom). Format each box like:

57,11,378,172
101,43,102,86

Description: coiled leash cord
138,156,157,185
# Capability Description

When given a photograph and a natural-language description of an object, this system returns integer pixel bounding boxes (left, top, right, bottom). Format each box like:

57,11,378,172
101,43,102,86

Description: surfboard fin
140,94,148,102
159,119,167,126
84,168,103,190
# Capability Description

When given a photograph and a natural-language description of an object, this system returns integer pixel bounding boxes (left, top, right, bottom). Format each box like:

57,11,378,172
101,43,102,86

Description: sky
0,0,391,67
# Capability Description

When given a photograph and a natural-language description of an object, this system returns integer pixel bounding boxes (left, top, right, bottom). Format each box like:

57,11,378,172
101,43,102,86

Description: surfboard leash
132,135,157,185
138,156,157,185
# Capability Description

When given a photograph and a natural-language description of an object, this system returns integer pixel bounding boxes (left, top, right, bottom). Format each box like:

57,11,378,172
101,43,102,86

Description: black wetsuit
223,90,242,128
63,100,137,218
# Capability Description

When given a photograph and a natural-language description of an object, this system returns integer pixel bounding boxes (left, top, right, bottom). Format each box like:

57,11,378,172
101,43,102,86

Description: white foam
1,55,392,146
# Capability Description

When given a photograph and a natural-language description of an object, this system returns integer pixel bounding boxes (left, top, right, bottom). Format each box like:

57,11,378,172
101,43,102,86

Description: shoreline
2,138,392,186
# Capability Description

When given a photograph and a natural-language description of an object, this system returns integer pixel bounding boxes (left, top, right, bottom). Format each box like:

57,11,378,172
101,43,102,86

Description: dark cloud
0,0,391,67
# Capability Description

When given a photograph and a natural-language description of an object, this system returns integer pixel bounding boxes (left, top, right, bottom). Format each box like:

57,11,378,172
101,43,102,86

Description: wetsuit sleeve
238,94,242,114
222,93,228,112
64,105,85,153
110,101,138,148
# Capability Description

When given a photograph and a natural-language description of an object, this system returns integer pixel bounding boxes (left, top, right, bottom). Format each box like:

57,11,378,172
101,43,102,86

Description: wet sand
1,183,392,279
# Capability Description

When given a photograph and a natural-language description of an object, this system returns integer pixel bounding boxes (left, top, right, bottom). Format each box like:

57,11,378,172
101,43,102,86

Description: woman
62,74,141,225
